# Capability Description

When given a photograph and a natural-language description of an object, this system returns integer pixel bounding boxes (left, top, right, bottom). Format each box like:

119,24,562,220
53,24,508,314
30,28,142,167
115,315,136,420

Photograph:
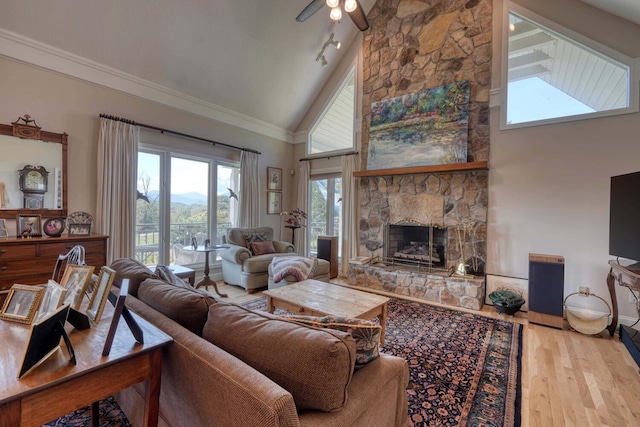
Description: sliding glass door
135,149,239,267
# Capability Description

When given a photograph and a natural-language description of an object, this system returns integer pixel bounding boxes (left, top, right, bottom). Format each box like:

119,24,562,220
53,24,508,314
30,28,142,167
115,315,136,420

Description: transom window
308,65,356,155
503,7,637,128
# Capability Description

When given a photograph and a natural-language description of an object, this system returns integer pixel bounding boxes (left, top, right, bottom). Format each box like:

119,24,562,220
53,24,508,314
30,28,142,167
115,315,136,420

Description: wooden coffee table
263,279,390,345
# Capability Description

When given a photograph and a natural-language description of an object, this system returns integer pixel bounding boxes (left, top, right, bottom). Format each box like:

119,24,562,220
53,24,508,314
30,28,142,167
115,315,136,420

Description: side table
167,264,196,286
184,245,229,298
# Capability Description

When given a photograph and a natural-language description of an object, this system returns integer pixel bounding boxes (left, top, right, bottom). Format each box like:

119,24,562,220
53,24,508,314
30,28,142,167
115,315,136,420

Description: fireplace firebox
384,224,447,269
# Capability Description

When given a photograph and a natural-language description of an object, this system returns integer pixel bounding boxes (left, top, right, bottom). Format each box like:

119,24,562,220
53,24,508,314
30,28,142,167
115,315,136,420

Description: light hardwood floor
212,280,640,427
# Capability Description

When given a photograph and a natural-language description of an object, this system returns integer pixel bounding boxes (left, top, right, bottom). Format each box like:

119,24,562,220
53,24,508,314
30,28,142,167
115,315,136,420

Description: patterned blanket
271,256,318,283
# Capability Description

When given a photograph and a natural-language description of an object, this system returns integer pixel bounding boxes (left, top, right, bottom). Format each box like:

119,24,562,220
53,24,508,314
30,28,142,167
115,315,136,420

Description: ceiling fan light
326,0,340,8
330,6,342,21
344,0,357,13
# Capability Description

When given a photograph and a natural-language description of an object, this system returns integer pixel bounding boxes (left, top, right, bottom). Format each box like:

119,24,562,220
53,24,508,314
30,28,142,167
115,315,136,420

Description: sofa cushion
250,240,276,256
109,258,157,297
137,278,217,335
202,302,356,412
154,265,191,289
280,315,381,370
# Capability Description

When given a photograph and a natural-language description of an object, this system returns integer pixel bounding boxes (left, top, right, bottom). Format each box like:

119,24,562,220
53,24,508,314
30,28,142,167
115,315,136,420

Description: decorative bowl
488,290,525,315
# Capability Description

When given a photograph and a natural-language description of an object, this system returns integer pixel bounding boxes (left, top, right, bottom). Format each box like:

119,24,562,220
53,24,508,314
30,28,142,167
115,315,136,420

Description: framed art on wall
267,167,283,191
267,191,282,214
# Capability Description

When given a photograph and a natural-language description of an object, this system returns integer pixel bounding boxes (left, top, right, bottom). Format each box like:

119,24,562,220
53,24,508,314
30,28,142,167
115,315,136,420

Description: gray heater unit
528,253,565,329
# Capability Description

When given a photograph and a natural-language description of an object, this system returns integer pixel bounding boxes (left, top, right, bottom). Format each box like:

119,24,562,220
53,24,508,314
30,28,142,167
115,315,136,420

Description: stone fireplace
346,0,492,311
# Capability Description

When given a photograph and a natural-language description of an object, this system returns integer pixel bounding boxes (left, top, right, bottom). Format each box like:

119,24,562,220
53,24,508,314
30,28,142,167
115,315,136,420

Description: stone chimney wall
358,0,492,271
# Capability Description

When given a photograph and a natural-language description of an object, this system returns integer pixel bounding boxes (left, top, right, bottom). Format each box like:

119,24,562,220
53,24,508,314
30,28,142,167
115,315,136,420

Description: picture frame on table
0,284,44,324
43,217,66,237
35,280,67,322
17,214,42,238
87,266,116,324
68,223,91,236
0,218,7,239
60,264,95,310
267,191,282,214
267,167,283,191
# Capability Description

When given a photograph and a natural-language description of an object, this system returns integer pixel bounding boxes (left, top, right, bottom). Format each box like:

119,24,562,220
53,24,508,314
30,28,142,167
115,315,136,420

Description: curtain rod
299,151,359,162
99,114,261,155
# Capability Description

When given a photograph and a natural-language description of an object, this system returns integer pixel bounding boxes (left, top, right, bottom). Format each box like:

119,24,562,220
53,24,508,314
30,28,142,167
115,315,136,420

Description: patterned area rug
244,296,522,427
42,396,131,427
48,297,521,427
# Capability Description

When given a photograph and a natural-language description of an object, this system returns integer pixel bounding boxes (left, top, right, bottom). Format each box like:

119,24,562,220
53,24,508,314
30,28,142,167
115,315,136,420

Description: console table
606,260,640,366
0,234,108,294
0,300,171,426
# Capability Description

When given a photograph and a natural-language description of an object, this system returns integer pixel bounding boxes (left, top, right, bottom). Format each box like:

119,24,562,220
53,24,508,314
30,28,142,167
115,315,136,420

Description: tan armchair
220,227,296,292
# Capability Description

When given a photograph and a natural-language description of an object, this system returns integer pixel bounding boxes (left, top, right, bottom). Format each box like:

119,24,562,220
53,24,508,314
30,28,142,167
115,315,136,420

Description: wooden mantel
353,161,488,177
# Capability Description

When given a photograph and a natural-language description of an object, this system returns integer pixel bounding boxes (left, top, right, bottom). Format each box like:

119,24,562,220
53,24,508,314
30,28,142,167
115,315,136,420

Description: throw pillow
108,258,157,297
271,256,318,283
137,279,217,335
241,231,267,249
280,315,381,370
202,302,356,412
154,265,191,289
250,240,276,256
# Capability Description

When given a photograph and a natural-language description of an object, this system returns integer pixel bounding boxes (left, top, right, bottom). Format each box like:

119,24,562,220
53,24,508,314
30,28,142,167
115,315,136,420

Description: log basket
563,291,612,335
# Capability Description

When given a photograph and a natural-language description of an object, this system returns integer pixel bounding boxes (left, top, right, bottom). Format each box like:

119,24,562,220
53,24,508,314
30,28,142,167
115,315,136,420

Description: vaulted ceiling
0,0,637,141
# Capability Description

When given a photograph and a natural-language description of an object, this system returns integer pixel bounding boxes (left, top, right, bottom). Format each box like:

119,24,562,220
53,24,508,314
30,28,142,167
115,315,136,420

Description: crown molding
0,28,295,143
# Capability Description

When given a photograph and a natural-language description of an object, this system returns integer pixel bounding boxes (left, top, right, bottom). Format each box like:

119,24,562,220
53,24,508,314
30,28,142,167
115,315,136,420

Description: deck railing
135,222,231,265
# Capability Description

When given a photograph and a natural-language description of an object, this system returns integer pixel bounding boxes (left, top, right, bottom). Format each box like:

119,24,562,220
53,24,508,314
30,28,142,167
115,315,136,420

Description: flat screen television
609,171,640,268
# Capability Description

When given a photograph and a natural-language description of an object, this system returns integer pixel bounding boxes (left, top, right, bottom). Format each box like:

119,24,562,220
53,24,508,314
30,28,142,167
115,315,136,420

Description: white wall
490,0,640,322
0,56,293,237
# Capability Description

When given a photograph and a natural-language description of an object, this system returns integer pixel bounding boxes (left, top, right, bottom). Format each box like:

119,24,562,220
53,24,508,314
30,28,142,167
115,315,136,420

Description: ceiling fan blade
348,0,370,31
296,0,325,22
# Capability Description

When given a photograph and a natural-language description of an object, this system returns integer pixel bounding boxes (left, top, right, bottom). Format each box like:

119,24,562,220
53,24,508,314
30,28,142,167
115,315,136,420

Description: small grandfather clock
18,165,49,209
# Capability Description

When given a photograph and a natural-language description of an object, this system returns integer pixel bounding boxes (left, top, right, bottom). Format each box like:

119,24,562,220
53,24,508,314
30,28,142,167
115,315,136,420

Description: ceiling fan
296,0,370,31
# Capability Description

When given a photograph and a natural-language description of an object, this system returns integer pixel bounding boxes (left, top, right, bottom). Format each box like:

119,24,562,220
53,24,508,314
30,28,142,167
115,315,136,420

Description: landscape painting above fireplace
367,80,469,170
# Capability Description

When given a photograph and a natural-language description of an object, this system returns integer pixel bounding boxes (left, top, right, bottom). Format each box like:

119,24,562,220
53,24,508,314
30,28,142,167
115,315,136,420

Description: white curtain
96,117,139,264
238,151,259,228
341,154,358,276
295,161,310,255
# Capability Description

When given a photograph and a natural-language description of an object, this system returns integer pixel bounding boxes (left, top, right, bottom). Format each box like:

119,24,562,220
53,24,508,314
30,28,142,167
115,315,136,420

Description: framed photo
485,274,529,312
17,214,42,238
36,280,67,322
267,167,283,191
19,304,72,378
60,264,95,310
43,217,66,237
68,223,91,236
267,191,282,214
0,218,7,239
87,266,116,324
0,284,44,324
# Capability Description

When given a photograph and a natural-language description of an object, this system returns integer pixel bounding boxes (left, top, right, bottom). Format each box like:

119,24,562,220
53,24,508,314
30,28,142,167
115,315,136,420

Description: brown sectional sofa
110,259,409,427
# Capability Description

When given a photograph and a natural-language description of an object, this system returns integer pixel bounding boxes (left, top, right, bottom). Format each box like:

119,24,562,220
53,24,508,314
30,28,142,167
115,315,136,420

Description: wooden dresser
0,234,108,293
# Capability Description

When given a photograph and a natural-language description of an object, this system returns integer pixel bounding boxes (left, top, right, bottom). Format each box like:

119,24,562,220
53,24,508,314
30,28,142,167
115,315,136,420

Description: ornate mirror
0,115,68,219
